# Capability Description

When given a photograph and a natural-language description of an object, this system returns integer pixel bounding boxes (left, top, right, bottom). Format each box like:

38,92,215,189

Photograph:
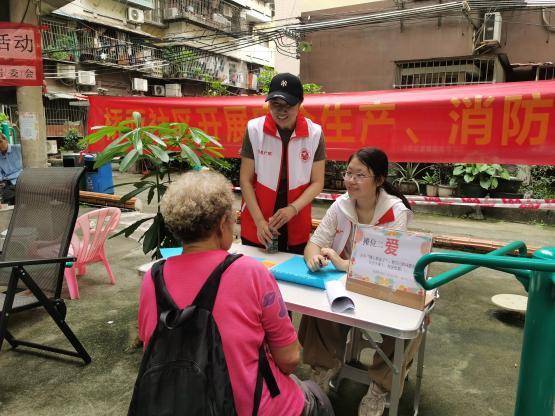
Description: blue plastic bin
84,154,114,194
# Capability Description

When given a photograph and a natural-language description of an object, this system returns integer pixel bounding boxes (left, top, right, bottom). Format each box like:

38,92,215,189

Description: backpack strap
252,345,281,416
151,260,178,315
192,253,243,311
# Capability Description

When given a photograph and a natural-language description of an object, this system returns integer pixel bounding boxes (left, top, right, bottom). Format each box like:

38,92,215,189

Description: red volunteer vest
241,114,322,246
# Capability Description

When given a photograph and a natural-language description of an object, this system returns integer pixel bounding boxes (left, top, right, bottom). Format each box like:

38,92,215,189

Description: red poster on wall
87,80,555,164
0,23,43,87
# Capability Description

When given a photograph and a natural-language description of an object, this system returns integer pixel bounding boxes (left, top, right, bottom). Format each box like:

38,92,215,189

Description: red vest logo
300,148,310,162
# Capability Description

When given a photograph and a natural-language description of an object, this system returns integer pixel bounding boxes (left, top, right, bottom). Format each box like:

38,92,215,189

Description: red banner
87,80,555,164
0,23,43,87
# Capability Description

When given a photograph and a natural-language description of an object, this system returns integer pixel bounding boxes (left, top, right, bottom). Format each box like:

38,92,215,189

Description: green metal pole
514,248,555,416
414,244,555,416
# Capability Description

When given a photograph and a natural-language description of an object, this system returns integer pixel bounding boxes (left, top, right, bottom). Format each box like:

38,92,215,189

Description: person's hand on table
256,218,276,247
306,253,329,272
268,205,297,231
321,247,349,271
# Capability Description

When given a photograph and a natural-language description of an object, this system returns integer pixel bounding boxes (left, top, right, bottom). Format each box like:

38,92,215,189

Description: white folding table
138,243,435,416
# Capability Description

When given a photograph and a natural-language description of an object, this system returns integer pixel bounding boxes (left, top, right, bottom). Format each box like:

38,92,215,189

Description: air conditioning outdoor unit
132,78,148,92
165,83,182,97
165,7,179,19
483,12,502,43
56,63,76,79
152,85,165,96
128,7,145,24
77,70,96,86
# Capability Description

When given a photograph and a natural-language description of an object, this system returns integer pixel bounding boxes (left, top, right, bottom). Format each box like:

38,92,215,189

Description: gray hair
160,170,234,244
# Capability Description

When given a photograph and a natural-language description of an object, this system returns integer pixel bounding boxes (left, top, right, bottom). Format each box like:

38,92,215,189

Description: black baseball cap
265,73,304,105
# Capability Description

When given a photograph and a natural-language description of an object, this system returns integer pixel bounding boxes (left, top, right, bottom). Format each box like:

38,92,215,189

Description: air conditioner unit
152,85,165,96
56,63,76,79
128,7,145,24
165,7,179,19
77,70,95,86
483,12,502,43
132,78,148,92
165,83,182,97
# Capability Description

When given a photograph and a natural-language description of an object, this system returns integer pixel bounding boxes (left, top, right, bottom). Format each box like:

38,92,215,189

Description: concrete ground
0,170,553,416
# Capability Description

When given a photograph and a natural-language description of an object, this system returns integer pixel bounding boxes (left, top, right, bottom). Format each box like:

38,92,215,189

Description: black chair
0,167,91,364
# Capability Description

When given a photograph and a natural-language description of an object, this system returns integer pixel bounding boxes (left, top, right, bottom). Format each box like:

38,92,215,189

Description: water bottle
266,234,279,254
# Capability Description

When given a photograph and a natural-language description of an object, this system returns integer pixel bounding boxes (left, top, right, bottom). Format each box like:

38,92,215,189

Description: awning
45,92,88,100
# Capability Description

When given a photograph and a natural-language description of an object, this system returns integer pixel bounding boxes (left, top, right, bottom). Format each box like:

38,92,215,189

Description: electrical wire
19,0,32,24
41,1,555,79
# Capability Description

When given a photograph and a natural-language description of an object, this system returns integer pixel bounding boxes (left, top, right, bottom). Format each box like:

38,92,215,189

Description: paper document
324,279,355,313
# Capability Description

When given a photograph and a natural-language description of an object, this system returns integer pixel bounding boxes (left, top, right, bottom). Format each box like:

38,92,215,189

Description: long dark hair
347,147,412,210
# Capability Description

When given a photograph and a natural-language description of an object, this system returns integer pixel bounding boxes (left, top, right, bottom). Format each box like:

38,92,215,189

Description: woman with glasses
300,147,418,416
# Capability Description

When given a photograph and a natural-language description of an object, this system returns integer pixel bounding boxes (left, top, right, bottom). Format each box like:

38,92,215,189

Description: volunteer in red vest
240,73,326,254
300,147,420,416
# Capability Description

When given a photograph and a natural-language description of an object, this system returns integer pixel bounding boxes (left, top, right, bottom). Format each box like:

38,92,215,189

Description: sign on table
347,225,433,309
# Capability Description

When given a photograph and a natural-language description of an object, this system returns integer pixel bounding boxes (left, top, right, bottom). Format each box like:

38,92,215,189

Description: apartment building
2,0,274,142
295,1,555,92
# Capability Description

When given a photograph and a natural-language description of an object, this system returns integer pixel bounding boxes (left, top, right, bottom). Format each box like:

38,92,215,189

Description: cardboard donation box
346,225,433,310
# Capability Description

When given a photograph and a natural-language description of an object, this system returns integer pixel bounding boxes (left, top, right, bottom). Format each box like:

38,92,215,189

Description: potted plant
452,163,510,197
84,111,227,258
61,128,85,155
421,169,439,197
491,176,524,198
391,162,429,195
437,164,457,197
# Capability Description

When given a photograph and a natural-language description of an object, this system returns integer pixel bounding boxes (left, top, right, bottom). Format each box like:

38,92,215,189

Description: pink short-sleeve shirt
138,249,304,416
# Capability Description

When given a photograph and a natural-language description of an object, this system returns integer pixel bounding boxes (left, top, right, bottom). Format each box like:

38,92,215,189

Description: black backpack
128,254,280,416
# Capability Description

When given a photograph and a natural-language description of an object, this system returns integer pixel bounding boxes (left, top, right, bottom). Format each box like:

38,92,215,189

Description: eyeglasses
343,171,374,182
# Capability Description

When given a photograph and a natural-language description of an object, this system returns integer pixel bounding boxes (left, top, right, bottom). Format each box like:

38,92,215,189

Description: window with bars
44,101,88,137
394,57,498,89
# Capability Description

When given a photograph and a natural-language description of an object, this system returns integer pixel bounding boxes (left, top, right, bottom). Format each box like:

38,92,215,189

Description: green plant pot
460,182,488,198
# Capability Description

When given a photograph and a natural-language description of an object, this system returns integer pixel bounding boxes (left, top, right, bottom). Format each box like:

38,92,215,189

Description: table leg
389,337,405,416
412,325,428,416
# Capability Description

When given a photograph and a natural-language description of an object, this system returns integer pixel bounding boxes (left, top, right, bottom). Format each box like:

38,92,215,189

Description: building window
44,100,88,138
394,57,497,89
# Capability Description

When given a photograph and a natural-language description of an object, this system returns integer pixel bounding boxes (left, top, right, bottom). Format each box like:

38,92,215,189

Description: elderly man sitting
0,132,22,205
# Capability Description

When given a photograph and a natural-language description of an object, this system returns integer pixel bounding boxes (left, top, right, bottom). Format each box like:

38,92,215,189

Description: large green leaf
179,143,201,167
110,216,154,239
147,144,170,163
190,127,222,148
453,166,464,175
119,148,139,172
94,143,131,168
143,131,167,147
120,183,153,202
142,214,163,254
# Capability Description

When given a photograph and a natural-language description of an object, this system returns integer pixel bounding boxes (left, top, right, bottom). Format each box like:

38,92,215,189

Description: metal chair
0,167,91,364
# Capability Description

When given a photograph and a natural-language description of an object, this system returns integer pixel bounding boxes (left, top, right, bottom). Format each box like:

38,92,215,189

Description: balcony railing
164,0,248,34
79,33,164,73
41,19,80,62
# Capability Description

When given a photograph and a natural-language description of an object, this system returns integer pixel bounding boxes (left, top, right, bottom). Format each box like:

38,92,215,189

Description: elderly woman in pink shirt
138,170,334,416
